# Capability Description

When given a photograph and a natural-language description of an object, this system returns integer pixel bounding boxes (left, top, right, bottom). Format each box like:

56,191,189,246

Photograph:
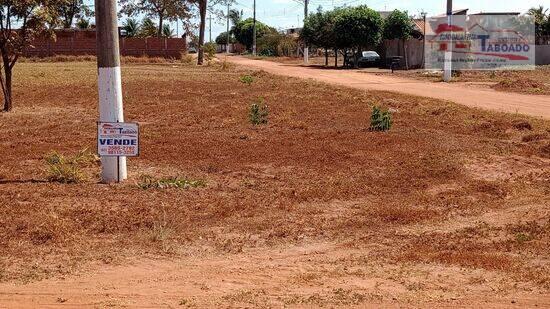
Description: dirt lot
0,60,549,307
374,66,550,96
257,55,550,96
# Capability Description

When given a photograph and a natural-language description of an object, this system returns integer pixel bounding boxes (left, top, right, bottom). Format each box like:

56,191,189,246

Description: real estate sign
97,122,139,157
425,15,536,70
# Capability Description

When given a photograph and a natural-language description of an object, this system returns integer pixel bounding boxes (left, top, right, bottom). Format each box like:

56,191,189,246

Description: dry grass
378,65,550,95
0,61,548,303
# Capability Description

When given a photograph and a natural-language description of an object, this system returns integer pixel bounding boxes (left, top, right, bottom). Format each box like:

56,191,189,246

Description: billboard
425,15,536,70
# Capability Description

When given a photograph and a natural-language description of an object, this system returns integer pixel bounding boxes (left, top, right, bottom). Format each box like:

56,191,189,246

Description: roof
433,9,469,18
412,19,435,36
377,11,393,19
470,12,520,16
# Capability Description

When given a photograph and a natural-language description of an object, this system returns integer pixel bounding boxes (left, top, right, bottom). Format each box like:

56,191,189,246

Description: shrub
249,98,269,125
44,148,99,183
180,53,194,65
219,59,234,71
137,174,206,189
369,106,392,131
239,74,254,85
204,42,217,61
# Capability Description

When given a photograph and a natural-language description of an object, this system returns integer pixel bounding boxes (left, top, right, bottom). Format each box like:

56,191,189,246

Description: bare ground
232,56,550,117
0,61,549,307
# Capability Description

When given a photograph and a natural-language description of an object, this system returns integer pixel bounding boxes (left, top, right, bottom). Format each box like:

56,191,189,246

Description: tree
76,18,90,29
57,0,92,29
333,6,383,68
197,0,207,64
383,10,414,69
0,0,64,112
528,6,550,44
233,18,276,51
123,18,140,37
119,0,189,38
301,9,338,66
215,31,235,45
139,17,158,37
195,0,236,64
228,8,241,26
162,24,174,37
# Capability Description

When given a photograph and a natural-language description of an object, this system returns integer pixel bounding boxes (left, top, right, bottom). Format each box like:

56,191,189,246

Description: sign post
95,0,127,183
443,0,453,82
97,122,139,182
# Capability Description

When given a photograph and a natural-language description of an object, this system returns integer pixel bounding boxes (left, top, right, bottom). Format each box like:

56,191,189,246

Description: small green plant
249,98,269,125
203,42,217,61
44,149,99,183
239,74,254,85
515,232,534,243
369,106,392,132
137,174,206,189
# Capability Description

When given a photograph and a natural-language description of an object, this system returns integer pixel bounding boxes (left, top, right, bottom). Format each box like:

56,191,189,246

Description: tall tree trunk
1,58,13,112
197,0,207,65
334,48,338,68
157,14,164,38
324,48,328,66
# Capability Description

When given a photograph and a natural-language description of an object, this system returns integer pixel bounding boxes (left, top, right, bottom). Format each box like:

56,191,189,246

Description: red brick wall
25,29,187,58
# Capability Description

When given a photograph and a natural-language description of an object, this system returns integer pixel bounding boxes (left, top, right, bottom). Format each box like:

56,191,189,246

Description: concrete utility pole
252,0,257,56
226,3,230,54
443,0,453,82
208,14,213,42
95,0,127,183
303,0,309,64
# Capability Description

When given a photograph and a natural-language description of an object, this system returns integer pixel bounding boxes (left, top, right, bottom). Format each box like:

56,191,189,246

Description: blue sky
204,0,546,40
83,0,546,39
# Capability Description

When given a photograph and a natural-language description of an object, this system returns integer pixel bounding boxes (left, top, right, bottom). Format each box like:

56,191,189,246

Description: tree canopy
333,6,383,50
0,0,66,111
233,18,276,51
383,10,414,41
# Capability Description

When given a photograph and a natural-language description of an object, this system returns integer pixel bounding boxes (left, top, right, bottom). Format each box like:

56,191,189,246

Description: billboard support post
443,0,453,82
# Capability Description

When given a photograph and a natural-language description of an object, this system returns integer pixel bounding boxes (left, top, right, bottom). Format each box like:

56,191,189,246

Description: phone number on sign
102,146,137,155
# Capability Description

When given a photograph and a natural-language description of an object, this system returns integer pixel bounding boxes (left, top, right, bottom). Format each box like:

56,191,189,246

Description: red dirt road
227,56,550,119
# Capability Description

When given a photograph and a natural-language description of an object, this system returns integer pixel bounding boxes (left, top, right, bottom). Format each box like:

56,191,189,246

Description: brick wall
25,29,187,58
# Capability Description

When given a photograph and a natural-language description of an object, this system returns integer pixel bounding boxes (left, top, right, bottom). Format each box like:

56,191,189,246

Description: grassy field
0,60,549,306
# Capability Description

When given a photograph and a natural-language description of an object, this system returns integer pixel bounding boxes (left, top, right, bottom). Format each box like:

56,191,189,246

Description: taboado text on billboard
97,122,139,157
425,14,536,70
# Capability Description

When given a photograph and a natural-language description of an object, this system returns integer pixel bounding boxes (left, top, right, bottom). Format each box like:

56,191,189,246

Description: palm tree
528,6,549,44
76,18,90,29
140,18,158,38
162,24,175,38
123,18,140,37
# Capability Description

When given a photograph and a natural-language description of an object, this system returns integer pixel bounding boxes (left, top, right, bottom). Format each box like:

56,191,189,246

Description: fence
24,29,187,58
383,38,425,69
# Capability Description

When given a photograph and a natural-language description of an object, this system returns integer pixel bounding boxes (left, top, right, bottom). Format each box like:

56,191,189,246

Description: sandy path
1,242,549,308
226,56,550,119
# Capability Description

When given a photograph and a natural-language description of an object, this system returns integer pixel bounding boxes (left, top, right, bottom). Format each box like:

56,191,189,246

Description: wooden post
95,0,127,183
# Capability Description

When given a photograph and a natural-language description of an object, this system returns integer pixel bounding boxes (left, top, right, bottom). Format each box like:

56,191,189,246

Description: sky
203,0,546,41
82,0,547,40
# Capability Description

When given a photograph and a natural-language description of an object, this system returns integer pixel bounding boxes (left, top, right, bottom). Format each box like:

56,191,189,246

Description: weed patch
44,149,99,183
249,98,269,125
137,175,206,189
240,74,254,85
369,106,392,131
